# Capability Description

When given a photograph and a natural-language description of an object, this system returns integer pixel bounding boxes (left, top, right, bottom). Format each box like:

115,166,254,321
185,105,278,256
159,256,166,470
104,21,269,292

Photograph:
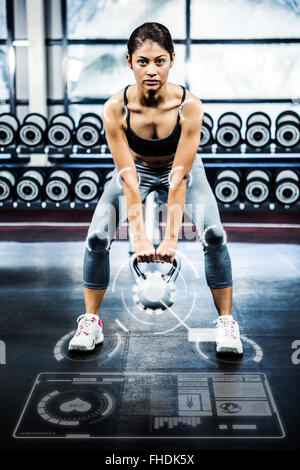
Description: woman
68,22,243,355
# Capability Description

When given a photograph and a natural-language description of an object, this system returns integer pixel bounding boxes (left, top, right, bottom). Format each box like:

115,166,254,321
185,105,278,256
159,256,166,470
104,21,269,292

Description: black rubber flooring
0,240,299,454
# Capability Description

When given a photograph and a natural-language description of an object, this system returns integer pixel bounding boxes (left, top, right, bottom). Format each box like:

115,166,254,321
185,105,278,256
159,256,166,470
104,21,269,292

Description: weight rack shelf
1,166,299,212
1,151,300,167
1,142,300,162
1,145,299,211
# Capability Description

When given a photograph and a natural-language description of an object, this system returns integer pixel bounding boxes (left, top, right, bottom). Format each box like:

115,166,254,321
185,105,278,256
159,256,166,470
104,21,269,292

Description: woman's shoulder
104,88,126,110
181,87,203,118
169,82,202,106
170,85,204,124
103,88,127,125
183,87,203,106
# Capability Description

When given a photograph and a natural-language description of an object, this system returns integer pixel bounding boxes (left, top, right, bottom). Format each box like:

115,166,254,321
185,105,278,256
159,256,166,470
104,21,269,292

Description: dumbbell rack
0,143,300,212
202,144,300,212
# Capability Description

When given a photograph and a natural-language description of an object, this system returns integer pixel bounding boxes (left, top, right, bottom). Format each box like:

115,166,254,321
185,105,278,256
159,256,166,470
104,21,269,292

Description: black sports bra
123,84,186,157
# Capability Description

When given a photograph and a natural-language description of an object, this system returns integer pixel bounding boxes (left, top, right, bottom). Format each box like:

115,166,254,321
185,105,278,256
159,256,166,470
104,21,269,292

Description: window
67,0,185,39
47,0,300,123
190,0,300,39
0,0,9,109
189,43,300,99
0,0,7,39
68,44,185,100
0,46,9,101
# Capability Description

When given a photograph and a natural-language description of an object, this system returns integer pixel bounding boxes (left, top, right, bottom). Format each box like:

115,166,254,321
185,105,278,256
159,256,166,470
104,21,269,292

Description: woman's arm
102,98,147,242
164,96,204,242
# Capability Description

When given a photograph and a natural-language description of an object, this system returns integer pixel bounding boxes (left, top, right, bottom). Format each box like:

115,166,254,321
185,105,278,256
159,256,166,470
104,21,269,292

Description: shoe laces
75,314,96,336
211,317,237,339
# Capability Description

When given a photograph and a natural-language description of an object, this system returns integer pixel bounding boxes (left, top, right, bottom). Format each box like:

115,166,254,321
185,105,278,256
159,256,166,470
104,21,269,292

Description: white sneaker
212,315,243,354
68,313,104,351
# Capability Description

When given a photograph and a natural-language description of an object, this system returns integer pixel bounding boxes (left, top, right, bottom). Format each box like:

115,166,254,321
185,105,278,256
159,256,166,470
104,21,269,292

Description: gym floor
0,209,299,454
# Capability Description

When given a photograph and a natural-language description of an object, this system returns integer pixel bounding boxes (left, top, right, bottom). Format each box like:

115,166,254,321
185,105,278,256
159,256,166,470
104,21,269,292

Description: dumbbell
18,113,47,147
274,169,299,205
45,169,73,202
275,111,300,148
200,113,214,147
16,169,44,202
0,113,20,147
245,112,272,148
47,113,75,147
243,169,271,204
75,113,103,148
0,169,16,201
215,112,242,148
74,170,101,202
213,169,241,203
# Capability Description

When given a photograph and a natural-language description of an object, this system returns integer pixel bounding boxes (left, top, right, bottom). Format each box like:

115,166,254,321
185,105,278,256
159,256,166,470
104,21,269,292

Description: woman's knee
202,224,226,248
86,230,111,253
87,202,118,252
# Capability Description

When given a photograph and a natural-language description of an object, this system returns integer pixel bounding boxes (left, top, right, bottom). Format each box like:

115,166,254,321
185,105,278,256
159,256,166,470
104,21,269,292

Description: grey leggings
83,155,232,290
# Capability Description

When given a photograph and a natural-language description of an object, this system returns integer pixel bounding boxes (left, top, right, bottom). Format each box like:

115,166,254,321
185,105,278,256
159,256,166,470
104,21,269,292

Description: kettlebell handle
129,254,147,283
129,253,181,284
165,254,181,283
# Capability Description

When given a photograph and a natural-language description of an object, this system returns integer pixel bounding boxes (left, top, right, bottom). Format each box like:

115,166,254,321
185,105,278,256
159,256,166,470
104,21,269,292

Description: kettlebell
129,253,181,310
